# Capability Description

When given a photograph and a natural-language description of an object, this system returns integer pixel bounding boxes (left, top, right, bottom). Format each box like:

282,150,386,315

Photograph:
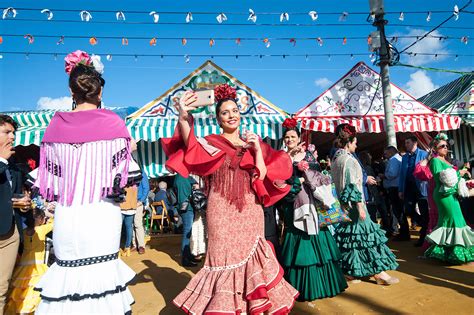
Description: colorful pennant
248,9,257,23
41,9,53,20
149,11,159,23
24,34,34,44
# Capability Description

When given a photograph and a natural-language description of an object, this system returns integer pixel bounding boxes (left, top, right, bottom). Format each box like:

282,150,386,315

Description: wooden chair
150,201,173,234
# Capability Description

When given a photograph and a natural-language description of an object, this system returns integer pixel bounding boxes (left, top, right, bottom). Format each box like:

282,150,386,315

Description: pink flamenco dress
162,118,299,314
413,163,438,250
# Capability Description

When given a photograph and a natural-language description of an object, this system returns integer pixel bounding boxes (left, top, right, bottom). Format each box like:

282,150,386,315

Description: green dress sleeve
283,175,302,202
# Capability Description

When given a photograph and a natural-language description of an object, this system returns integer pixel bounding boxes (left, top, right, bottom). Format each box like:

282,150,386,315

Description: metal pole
371,1,397,147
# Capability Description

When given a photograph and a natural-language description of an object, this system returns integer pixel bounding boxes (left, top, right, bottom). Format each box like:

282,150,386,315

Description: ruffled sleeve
340,183,363,203
413,162,432,181
161,117,226,177
241,142,292,207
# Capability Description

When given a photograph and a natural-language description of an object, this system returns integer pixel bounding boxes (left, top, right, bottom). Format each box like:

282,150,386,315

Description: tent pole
370,0,397,147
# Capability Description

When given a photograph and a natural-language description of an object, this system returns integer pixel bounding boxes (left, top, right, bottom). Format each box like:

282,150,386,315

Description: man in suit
397,135,429,246
0,114,23,313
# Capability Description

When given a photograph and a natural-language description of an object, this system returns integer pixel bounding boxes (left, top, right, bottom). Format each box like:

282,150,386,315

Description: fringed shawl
161,117,291,208
331,149,364,202
36,109,132,206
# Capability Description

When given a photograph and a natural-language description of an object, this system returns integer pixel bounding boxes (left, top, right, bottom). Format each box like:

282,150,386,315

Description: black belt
56,252,119,267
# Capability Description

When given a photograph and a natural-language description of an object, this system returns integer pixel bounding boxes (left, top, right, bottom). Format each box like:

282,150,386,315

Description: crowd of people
0,49,473,314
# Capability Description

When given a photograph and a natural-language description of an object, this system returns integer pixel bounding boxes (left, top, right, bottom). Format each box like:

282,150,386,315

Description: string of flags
1,6,464,23
0,34,468,47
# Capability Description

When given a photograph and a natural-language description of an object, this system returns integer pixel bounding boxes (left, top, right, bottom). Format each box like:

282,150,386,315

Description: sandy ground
124,232,474,315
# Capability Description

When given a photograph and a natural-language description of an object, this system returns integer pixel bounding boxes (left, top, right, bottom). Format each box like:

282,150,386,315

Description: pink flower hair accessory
64,50,91,74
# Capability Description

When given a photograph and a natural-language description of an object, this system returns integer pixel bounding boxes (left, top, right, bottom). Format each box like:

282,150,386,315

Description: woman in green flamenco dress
331,124,399,285
425,133,474,264
276,121,348,302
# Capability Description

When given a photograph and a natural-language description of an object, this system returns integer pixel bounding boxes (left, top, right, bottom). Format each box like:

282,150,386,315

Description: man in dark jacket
0,115,25,313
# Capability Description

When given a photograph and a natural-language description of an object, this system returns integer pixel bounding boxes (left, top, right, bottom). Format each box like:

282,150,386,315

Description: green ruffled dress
424,158,474,264
332,150,398,278
278,156,347,302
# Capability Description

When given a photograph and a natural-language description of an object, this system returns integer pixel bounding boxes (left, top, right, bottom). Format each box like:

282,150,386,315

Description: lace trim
202,237,267,272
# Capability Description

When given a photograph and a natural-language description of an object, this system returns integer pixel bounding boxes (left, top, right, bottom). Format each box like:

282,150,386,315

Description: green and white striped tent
3,107,138,147
5,110,56,146
418,73,474,161
127,60,289,178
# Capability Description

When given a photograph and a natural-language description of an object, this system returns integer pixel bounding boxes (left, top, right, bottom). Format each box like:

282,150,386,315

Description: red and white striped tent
294,62,461,156
296,62,460,134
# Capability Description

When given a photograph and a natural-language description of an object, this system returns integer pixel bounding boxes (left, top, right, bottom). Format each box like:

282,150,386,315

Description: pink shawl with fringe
36,109,131,206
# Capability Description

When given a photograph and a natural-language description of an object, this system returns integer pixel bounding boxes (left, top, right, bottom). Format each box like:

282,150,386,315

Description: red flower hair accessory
282,117,298,129
342,124,356,137
214,84,237,103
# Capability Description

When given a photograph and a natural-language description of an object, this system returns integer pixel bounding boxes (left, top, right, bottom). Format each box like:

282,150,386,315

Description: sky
0,0,473,114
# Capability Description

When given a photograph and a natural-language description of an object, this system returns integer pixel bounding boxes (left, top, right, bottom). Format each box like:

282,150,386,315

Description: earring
72,100,77,110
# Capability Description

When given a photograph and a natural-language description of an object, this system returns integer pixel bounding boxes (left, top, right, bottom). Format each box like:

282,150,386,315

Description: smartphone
193,89,215,107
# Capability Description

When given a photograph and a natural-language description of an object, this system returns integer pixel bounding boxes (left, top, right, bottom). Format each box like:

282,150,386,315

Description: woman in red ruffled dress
162,84,299,314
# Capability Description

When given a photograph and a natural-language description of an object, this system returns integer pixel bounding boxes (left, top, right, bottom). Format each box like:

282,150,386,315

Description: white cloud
314,77,332,89
37,96,73,110
391,28,449,66
405,70,439,98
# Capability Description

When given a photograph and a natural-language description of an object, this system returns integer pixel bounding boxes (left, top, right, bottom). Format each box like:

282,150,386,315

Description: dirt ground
124,232,474,315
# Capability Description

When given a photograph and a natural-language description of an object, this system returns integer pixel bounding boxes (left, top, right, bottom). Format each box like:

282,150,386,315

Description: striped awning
300,114,461,133
128,115,287,178
448,123,474,162
5,110,55,146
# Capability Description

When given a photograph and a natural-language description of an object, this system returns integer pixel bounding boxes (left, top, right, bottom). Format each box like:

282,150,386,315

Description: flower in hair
282,117,298,129
434,133,448,141
214,84,237,103
64,50,91,74
342,124,356,137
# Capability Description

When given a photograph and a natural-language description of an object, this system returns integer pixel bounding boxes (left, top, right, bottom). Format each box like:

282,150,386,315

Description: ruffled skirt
281,227,347,301
335,206,398,277
34,201,135,314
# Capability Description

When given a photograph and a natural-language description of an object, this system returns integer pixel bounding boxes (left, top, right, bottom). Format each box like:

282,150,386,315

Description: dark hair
333,123,356,148
283,128,301,138
25,208,45,229
0,114,17,131
405,135,418,143
69,64,105,106
215,98,237,115
358,151,372,166
385,145,398,153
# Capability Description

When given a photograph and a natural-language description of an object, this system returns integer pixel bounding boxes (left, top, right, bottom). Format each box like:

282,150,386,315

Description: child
6,209,53,314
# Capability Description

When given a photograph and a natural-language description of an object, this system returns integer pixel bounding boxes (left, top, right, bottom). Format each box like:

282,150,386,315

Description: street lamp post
369,0,397,147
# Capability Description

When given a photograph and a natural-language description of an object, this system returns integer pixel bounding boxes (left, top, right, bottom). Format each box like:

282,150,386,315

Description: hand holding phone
192,89,215,107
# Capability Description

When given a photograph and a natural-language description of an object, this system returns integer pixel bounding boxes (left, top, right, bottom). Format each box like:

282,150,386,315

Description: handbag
316,183,351,227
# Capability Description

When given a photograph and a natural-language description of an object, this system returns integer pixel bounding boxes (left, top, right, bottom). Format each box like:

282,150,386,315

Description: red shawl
161,118,291,207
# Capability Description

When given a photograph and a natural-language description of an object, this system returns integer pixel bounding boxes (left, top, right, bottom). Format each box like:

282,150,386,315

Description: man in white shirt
382,146,404,239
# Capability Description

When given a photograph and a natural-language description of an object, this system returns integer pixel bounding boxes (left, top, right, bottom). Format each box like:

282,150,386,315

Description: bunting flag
184,54,190,63
290,38,296,46
248,9,257,23
149,11,159,23
209,38,215,47
182,38,187,46
308,11,318,21
41,9,53,20
0,36,3,44
106,54,112,61
149,37,157,46
235,38,241,45
263,38,271,48
280,12,289,22
121,37,128,45
367,35,372,45
216,13,227,23
454,5,459,20
461,36,468,44
2,7,17,19
317,37,324,46
343,37,347,45
426,11,432,22
339,12,349,21
24,34,34,44
89,37,98,45
186,12,193,23
80,10,92,22
57,36,65,45
399,12,405,21
116,11,126,21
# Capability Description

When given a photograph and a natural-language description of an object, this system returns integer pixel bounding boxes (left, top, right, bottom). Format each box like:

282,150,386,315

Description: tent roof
418,73,474,126
295,61,460,133
127,60,287,120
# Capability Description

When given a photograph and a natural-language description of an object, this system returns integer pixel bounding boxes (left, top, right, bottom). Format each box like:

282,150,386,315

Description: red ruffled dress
162,119,299,314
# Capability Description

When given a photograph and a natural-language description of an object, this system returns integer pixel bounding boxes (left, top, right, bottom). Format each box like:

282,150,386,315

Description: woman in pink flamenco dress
162,85,299,314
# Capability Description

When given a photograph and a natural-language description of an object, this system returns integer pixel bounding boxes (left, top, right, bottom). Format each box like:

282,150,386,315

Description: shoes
182,260,198,267
120,248,131,257
375,276,399,285
138,247,145,255
393,235,411,242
